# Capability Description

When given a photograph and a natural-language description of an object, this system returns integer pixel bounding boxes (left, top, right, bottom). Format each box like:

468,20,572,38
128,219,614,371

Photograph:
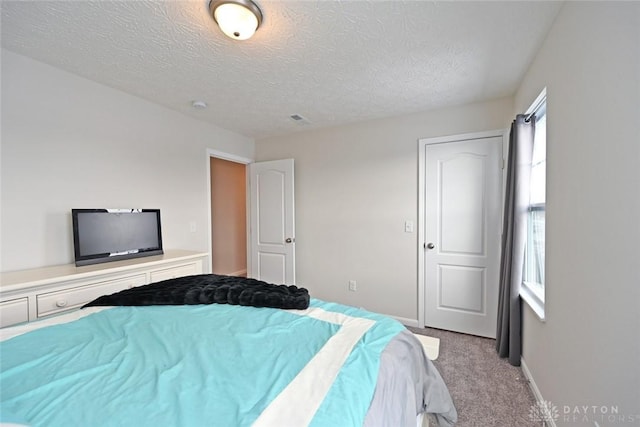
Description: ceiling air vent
289,114,311,125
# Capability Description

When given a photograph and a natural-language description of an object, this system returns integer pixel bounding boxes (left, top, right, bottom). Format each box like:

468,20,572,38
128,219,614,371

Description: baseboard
390,315,419,328
521,358,556,427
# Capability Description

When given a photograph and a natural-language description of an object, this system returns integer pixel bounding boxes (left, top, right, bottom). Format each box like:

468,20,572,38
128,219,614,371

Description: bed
0,275,457,427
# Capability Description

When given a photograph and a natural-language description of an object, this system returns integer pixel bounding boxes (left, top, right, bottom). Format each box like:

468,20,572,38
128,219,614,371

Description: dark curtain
496,115,535,366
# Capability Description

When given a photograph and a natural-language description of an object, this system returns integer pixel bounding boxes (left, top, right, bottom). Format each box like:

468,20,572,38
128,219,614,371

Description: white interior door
249,159,295,285
420,134,502,338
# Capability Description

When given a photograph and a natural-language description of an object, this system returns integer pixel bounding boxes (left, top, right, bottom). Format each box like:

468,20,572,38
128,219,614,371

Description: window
521,89,546,320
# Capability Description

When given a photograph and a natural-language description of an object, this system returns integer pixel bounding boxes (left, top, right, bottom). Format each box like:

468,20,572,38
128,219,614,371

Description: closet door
420,133,503,338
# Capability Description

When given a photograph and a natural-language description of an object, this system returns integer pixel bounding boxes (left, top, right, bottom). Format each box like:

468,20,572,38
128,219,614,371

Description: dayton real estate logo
529,400,560,425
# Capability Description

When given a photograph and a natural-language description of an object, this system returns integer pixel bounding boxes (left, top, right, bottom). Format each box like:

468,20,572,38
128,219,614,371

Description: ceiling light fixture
209,0,263,41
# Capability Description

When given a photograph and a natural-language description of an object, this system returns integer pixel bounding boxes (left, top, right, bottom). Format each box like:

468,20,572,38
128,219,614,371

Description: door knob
285,238,294,243
426,242,435,249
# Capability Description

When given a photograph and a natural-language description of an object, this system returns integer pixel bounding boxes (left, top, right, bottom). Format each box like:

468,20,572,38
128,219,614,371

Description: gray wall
1,50,255,272
256,97,512,322
515,2,640,423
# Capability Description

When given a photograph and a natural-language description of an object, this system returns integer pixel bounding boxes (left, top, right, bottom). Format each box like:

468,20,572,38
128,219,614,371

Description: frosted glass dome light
210,0,263,41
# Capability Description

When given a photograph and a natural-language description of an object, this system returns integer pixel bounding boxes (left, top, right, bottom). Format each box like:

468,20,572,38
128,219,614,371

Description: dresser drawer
37,274,146,318
150,263,199,283
0,298,29,328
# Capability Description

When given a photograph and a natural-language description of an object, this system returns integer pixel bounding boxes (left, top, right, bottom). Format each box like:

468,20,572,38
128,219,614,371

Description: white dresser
0,250,209,328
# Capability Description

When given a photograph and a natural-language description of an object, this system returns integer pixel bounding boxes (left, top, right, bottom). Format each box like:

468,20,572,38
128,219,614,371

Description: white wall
0,50,254,272
515,2,640,423
256,98,512,322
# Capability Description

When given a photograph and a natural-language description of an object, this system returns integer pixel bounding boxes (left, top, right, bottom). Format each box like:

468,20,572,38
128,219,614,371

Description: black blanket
83,274,310,310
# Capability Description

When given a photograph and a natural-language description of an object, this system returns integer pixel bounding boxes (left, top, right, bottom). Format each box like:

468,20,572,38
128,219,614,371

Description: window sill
521,281,545,321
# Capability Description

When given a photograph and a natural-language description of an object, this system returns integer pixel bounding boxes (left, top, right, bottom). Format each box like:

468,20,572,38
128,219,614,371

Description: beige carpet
409,326,538,426
412,333,440,360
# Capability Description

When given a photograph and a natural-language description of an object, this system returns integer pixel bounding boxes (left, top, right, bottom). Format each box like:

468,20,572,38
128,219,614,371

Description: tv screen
72,209,163,266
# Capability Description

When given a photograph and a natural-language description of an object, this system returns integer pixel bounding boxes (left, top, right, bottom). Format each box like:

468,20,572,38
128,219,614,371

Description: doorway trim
206,149,253,274
417,129,507,328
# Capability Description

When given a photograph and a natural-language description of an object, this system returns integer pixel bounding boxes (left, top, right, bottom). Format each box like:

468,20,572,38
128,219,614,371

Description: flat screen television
72,209,163,267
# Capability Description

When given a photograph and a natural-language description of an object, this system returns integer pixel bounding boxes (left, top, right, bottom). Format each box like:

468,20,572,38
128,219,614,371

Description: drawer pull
55,300,68,308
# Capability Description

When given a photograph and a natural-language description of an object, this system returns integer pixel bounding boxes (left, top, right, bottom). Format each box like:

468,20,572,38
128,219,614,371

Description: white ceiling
1,1,562,140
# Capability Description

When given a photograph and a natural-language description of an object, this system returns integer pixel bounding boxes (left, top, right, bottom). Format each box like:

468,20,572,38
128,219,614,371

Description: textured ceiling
1,1,562,139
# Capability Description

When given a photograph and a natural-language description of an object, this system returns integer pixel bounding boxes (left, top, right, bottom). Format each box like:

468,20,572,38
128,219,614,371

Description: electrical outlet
348,280,357,291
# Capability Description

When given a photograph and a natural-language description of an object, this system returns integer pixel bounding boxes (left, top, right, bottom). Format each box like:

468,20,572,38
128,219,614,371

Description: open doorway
209,156,248,277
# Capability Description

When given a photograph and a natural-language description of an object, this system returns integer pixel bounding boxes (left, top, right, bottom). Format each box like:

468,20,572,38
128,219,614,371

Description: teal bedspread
0,299,405,427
